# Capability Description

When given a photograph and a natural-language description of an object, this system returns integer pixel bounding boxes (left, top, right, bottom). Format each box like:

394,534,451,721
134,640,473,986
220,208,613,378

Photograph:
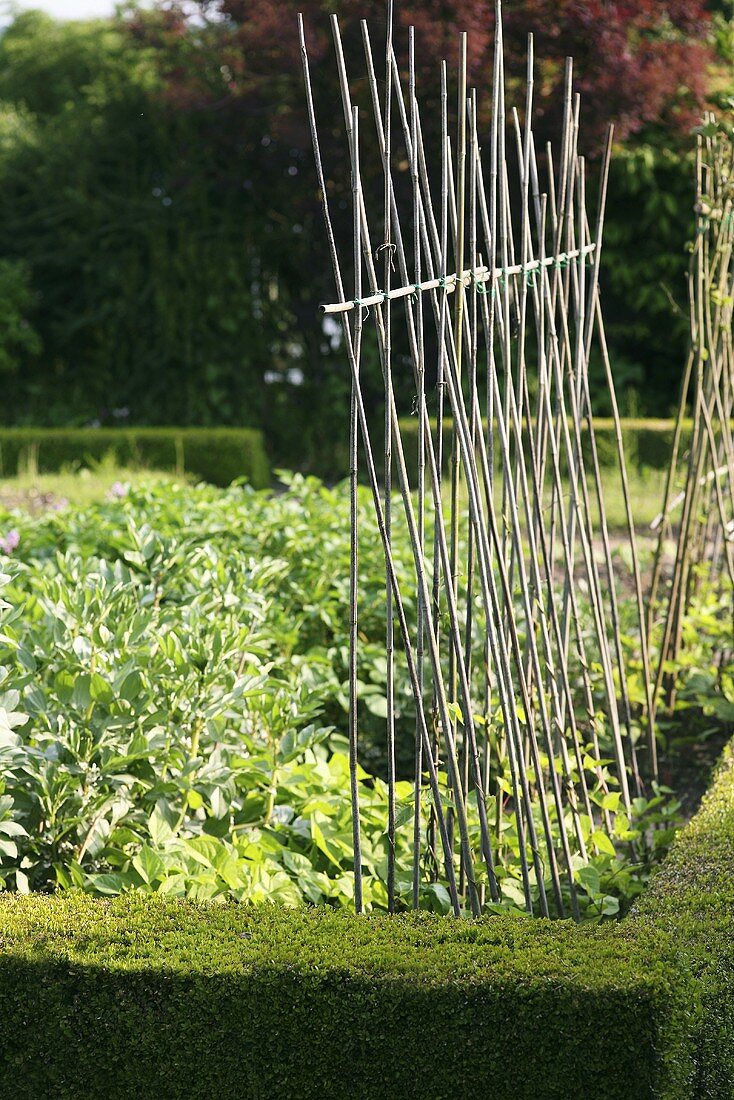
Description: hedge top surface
394,416,696,431
0,892,677,994
641,739,734,907
0,427,264,438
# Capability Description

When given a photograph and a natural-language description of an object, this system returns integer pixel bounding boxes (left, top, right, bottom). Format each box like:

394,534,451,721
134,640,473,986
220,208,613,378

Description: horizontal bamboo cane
320,245,596,314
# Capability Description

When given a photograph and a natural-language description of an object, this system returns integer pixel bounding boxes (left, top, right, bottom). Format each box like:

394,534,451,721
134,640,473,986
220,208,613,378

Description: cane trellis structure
649,117,734,719
299,3,658,918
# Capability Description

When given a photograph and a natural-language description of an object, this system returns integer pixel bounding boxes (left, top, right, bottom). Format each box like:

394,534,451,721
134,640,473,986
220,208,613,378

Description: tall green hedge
0,427,270,488
0,741,732,1098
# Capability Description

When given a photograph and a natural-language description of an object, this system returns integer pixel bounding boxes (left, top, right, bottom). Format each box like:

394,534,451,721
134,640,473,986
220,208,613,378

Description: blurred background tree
0,1,729,469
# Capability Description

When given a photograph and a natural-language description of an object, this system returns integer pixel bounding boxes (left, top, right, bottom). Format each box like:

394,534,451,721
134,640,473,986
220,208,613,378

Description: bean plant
0,475,728,917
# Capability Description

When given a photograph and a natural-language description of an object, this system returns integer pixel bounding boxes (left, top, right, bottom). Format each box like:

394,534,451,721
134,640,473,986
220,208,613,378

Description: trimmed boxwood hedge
0,420,720,485
0,428,270,488
0,897,695,1099
0,741,731,1099
634,739,734,1098
273,415,695,479
271,416,701,482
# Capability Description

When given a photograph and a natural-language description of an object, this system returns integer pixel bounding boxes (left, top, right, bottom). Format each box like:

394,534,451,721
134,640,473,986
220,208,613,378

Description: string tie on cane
473,271,491,295
375,241,396,269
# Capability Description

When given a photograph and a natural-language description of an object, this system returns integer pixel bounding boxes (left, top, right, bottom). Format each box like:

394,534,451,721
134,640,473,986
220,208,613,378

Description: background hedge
0,420,714,486
284,417,699,482
393,417,693,477
0,427,270,488
0,739,732,1098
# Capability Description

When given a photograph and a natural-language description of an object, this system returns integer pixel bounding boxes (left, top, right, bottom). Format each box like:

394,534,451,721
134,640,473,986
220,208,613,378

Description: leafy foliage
0,11,283,431
0,259,41,376
0,3,724,462
0,476,729,917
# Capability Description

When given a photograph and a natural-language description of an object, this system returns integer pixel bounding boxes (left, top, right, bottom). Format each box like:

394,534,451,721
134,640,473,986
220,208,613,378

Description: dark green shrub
0,427,270,487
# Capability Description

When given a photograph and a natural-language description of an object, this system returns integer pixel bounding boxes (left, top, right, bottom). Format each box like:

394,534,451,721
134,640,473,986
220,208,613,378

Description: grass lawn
0,452,673,540
452,462,671,540
0,453,189,511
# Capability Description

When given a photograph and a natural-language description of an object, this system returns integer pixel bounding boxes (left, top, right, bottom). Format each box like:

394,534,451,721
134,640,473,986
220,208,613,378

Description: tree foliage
0,2,726,462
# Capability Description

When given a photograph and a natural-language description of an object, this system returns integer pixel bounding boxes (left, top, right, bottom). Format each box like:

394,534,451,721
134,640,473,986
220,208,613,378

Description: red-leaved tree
122,1,713,461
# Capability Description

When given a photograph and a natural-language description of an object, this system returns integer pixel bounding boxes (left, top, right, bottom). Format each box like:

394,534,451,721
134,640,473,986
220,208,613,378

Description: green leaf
602,895,620,917
183,835,224,869
186,789,204,811
148,800,176,846
501,878,528,908
85,872,133,896
393,803,415,830
132,845,166,886
310,818,344,870
90,672,114,704
53,669,75,702
365,694,388,719
119,670,142,702
590,830,616,856
447,701,463,725
576,865,601,897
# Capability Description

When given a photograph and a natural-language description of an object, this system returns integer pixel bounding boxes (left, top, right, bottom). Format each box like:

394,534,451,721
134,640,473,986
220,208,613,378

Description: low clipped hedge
0,428,270,488
273,416,694,480
286,416,698,482
0,896,695,1099
634,740,734,1097
0,741,731,1098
